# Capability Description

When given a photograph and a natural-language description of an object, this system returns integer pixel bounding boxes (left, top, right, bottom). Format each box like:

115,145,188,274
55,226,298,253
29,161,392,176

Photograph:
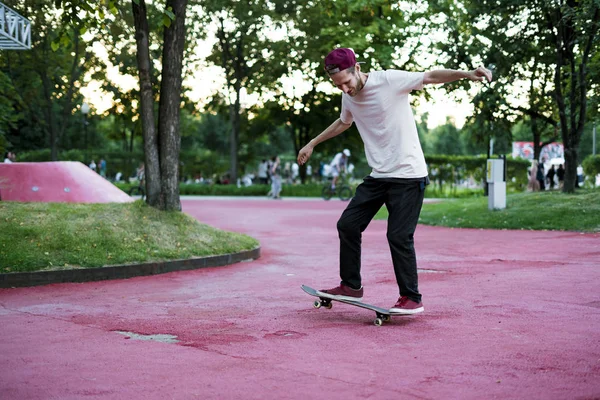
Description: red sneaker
316,284,363,302
389,296,424,315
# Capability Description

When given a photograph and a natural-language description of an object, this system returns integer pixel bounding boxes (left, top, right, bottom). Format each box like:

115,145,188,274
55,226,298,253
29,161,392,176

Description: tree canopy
1,0,599,200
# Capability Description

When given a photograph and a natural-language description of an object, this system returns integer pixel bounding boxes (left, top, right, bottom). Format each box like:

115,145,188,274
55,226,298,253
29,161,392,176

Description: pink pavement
0,162,132,203
0,198,599,399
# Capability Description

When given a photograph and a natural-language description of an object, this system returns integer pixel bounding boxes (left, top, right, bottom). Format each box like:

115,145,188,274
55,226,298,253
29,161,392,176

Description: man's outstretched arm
423,66,493,85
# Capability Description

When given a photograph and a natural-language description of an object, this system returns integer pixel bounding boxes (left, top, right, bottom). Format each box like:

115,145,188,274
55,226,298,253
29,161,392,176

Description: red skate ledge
0,161,132,203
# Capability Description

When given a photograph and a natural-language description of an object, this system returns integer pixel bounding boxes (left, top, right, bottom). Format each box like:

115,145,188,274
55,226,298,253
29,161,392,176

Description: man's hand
468,66,493,83
297,144,314,166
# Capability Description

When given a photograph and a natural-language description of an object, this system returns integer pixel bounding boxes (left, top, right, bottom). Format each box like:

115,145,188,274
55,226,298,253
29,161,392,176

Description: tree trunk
40,72,58,161
158,0,188,211
129,128,135,153
132,0,162,208
229,35,244,183
563,147,578,192
229,93,240,182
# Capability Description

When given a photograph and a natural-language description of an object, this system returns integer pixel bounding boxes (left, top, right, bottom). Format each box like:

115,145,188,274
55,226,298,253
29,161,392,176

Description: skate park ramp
0,162,133,203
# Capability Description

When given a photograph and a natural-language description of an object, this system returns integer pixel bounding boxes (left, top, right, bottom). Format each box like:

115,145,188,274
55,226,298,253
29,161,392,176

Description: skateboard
301,285,392,326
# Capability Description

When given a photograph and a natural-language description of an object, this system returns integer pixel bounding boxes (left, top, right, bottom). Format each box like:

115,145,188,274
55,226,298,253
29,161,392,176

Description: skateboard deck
301,285,392,326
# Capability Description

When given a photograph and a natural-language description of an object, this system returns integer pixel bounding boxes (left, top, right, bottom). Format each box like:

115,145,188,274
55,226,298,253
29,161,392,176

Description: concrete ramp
0,162,133,203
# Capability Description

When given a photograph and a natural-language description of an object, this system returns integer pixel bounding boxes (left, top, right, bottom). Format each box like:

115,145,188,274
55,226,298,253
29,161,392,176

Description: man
557,164,565,189
257,159,269,185
99,158,107,178
547,165,556,190
329,148,350,190
297,48,492,314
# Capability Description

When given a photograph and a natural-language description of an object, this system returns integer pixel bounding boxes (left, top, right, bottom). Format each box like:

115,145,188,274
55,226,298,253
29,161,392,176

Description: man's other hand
297,145,313,166
469,66,493,83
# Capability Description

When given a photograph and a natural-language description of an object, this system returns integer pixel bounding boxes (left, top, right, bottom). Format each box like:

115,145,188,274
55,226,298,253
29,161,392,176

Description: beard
350,72,364,96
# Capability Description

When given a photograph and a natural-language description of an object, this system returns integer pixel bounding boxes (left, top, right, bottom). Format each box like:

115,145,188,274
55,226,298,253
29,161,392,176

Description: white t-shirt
340,70,428,179
258,161,268,178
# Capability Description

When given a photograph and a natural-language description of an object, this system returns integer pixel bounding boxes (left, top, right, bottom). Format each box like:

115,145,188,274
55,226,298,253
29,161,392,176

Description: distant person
283,161,291,183
557,164,565,189
3,151,13,163
577,164,584,187
267,158,274,184
270,155,282,199
257,159,269,184
528,161,540,192
547,165,556,190
99,158,107,177
329,148,351,190
291,162,299,183
89,160,97,171
136,163,145,182
536,161,545,191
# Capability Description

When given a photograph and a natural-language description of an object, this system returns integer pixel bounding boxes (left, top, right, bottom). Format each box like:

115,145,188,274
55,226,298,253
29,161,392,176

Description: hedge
582,155,600,186
17,149,229,182
114,181,487,198
19,149,530,193
425,154,530,192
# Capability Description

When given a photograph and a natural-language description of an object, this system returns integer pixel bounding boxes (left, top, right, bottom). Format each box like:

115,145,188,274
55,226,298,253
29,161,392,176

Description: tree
428,0,600,192
546,0,599,191
258,0,429,182
131,0,188,210
0,0,92,160
199,0,289,182
56,0,189,210
0,71,23,154
430,119,463,155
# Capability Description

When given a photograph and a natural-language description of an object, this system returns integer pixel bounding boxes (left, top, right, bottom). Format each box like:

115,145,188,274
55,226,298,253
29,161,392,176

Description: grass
375,189,600,232
0,201,259,273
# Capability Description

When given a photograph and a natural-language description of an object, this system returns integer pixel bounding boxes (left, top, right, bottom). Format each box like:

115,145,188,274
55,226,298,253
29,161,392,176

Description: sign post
486,158,506,210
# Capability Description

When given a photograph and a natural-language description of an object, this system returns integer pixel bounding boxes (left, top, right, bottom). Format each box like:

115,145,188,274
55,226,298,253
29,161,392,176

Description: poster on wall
512,142,564,162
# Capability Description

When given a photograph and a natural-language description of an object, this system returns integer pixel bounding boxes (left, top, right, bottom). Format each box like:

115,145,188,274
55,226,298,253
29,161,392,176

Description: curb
0,247,260,288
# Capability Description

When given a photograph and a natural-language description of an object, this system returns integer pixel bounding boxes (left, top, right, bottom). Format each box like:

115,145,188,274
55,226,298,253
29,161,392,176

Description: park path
1,198,599,399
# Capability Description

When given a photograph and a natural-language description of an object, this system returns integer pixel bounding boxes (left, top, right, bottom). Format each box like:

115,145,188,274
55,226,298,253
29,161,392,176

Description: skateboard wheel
383,315,391,322
313,300,321,309
324,302,332,309
374,318,383,326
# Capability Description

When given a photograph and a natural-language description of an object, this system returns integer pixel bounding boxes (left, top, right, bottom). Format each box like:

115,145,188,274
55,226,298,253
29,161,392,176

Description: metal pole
84,117,88,156
594,121,597,156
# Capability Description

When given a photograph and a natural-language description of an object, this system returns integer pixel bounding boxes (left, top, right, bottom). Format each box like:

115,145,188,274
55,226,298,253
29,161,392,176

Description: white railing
0,2,31,50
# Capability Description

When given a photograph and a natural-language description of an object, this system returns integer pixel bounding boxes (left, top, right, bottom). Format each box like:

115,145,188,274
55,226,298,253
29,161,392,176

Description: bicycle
321,178,353,201
128,181,146,201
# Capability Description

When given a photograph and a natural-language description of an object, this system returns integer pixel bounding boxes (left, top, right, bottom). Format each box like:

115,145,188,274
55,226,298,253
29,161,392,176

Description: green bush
179,183,270,196
18,149,52,162
20,150,530,196
425,154,529,192
18,149,232,182
582,155,600,187
113,181,488,199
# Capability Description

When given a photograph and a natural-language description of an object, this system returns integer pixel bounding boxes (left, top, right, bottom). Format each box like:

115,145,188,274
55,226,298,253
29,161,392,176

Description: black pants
337,176,428,302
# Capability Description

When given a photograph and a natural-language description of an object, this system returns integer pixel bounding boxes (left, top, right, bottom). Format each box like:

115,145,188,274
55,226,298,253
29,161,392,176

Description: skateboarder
297,48,492,314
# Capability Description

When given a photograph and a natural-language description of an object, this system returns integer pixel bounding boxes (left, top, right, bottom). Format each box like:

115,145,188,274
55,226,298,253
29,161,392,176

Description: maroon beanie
324,48,357,74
